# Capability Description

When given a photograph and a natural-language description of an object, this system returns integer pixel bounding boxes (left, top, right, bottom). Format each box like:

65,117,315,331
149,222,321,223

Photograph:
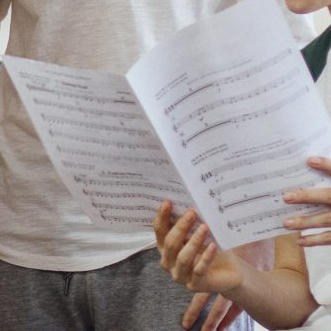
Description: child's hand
153,201,243,295
283,156,331,246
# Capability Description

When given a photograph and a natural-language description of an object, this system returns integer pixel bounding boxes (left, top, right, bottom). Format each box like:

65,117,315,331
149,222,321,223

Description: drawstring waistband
63,272,74,296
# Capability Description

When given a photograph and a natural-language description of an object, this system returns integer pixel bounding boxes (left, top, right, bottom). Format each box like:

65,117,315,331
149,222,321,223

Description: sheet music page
3,56,194,232
127,0,331,248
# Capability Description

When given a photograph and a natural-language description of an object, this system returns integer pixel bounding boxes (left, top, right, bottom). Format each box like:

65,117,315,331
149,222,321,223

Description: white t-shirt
278,46,331,331
300,52,331,329
0,0,315,271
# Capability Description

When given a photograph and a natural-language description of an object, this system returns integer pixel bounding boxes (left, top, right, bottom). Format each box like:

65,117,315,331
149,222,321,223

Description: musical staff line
83,189,190,208
27,84,136,104
210,161,308,196
227,204,322,229
93,202,158,212
180,70,300,146
221,177,325,210
34,98,142,119
74,176,187,194
201,127,326,181
100,215,153,225
42,114,151,137
165,84,214,114
50,130,160,151
62,160,95,170
165,49,292,113
176,86,307,131
57,146,169,166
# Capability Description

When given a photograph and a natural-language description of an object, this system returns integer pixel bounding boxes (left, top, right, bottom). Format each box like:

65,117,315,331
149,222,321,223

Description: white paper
3,56,193,232
127,0,331,248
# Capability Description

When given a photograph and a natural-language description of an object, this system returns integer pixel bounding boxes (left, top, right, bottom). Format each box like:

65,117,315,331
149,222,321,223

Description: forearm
233,238,275,271
223,258,318,330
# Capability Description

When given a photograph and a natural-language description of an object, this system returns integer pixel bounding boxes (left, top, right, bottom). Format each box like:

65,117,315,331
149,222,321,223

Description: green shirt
302,25,331,82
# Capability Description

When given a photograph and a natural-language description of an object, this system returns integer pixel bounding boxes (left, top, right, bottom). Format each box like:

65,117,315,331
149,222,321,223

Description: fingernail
182,320,191,329
162,201,170,213
184,211,195,222
199,223,208,232
283,192,297,202
309,157,322,166
283,219,296,228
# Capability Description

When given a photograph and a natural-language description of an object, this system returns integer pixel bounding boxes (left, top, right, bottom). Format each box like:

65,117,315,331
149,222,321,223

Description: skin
154,202,318,330
283,157,331,246
285,0,331,13
172,1,331,329
181,238,274,331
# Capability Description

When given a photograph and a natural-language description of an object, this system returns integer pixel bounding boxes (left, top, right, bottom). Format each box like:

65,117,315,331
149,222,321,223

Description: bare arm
154,203,318,330
226,234,318,329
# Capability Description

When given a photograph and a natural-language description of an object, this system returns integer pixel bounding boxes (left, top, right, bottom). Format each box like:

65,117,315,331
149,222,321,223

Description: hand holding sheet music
4,0,331,248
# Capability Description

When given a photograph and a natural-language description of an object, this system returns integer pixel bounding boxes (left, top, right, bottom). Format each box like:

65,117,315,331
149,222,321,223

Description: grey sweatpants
0,248,254,331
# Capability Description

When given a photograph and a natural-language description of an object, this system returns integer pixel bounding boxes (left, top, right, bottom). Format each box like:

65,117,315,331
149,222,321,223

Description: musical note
100,214,153,226
83,189,191,208
50,131,160,151
42,114,151,137
74,175,187,194
34,98,142,119
227,204,327,229
164,49,292,113
220,177,325,210
92,202,158,212
210,161,309,196
176,86,307,131
201,128,327,180
27,84,136,105
179,71,301,145
57,145,169,165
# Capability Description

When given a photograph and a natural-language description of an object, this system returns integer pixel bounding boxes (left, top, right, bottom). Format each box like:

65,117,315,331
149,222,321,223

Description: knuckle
176,219,190,232
193,267,204,278
191,232,205,246
204,321,217,330
163,236,175,252
176,253,188,268
187,282,197,292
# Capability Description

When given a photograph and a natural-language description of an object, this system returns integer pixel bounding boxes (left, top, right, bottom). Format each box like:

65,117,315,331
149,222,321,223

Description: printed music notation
227,204,324,231
100,215,153,226
61,160,95,171
201,128,326,182
209,161,309,197
50,130,160,151
42,113,151,137
74,175,187,194
92,202,158,212
34,98,143,119
179,70,300,147
220,177,325,211
27,84,136,105
175,86,307,133
57,145,169,166
83,189,191,208
164,49,292,114
6,0,331,248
